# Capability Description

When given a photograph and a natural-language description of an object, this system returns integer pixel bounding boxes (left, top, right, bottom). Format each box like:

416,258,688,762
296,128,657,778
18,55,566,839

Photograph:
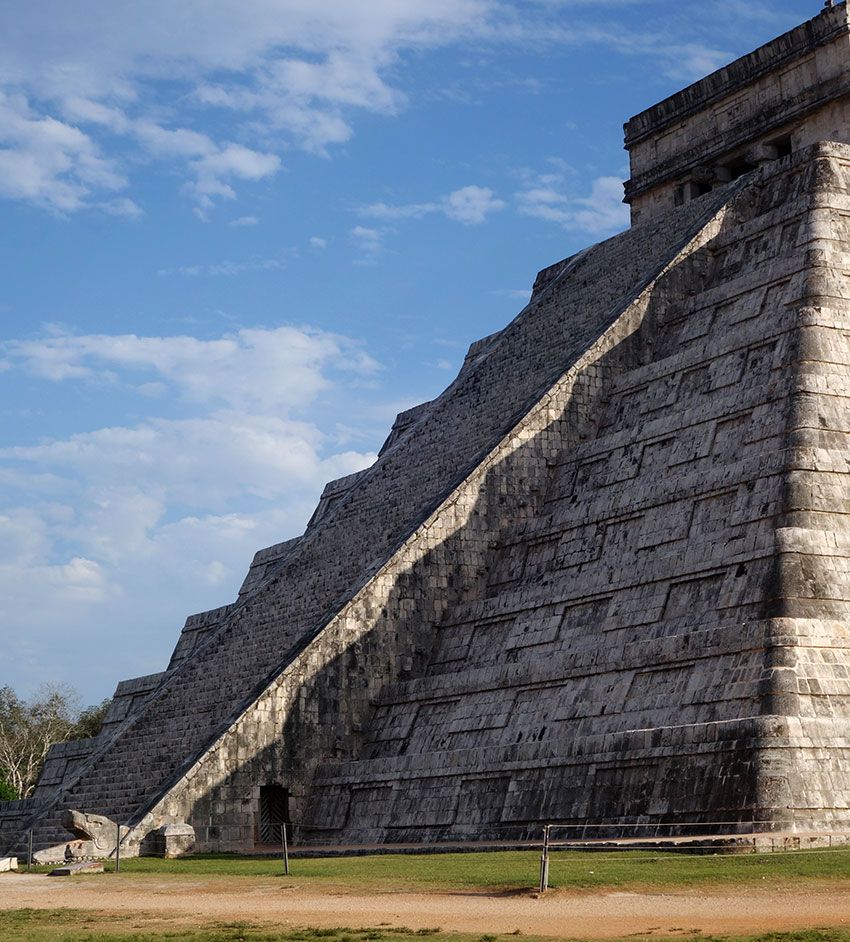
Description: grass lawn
3,911,850,942
23,846,850,892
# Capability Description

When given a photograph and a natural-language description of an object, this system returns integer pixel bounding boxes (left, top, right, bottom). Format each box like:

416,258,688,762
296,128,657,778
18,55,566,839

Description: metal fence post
115,822,120,874
27,829,33,873
281,823,290,876
539,824,550,893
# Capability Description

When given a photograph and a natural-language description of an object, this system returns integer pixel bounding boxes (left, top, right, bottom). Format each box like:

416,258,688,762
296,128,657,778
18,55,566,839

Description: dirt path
2,873,850,937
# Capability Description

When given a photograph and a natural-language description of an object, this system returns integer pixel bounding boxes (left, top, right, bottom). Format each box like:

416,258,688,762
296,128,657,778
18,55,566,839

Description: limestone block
141,823,196,858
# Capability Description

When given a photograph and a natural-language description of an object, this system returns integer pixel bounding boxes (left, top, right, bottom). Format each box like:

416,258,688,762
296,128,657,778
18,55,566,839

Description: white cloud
132,120,213,160
158,255,289,277
187,144,280,213
516,185,569,225
0,549,108,619
0,321,381,695
0,2,757,218
0,496,327,694
0,2,495,215
0,84,280,215
2,325,380,412
571,176,631,235
99,196,144,218
229,215,259,227
612,37,731,83
362,185,505,226
0,90,125,213
516,169,629,236
2,413,370,510
361,202,432,221
309,236,328,249
442,186,505,224
662,43,731,82
350,225,384,260
490,288,532,301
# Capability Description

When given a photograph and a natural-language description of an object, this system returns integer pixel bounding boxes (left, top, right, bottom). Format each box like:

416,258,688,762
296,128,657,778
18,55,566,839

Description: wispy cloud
1,413,371,508
0,3,494,216
2,326,380,412
157,254,291,277
99,197,144,218
490,288,532,301
516,165,629,236
350,225,385,262
0,90,125,215
362,185,505,226
0,87,282,216
0,319,383,693
0,1,763,218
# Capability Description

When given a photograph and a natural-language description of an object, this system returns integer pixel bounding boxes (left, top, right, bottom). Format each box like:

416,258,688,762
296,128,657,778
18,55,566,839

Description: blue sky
0,0,809,704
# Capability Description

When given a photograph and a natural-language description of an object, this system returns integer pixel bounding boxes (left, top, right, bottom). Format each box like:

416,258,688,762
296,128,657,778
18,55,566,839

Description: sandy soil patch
2,873,849,937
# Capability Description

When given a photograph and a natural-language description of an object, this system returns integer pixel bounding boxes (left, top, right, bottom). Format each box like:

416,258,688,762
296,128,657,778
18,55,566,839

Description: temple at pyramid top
625,1,850,224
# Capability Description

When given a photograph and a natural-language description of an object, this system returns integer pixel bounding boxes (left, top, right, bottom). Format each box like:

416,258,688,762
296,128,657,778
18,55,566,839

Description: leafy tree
0,776,18,801
0,684,109,799
72,698,111,740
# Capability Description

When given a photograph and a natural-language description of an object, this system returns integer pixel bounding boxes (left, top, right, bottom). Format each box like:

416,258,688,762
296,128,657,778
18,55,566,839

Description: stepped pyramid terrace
5,3,850,860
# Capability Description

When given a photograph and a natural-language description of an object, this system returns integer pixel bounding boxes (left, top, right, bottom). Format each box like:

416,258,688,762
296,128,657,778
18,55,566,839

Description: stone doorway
257,784,291,844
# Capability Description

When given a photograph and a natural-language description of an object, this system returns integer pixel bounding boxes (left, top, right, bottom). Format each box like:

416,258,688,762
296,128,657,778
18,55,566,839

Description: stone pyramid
4,3,850,857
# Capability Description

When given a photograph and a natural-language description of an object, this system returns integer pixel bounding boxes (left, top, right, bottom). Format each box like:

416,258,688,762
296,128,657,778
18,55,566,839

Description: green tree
0,776,18,801
72,698,111,740
0,684,108,799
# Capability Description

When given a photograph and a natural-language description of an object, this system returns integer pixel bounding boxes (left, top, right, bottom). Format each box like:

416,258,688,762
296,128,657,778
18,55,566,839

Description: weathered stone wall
0,800,38,843
298,151,806,840
31,739,100,804
0,166,736,857
122,184,740,853
301,143,850,841
148,144,850,849
132,234,670,850
8,135,850,856
758,147,850,828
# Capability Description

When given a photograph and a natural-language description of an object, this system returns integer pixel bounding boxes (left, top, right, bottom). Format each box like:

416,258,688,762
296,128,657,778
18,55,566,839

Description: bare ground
3,873,850,937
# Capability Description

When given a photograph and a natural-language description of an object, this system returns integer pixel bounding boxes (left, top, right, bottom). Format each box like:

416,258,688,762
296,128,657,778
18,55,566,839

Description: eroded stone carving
33,810,129,863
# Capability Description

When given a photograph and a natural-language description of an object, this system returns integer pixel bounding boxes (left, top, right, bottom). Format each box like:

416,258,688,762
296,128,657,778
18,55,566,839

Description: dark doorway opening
258,784,292,844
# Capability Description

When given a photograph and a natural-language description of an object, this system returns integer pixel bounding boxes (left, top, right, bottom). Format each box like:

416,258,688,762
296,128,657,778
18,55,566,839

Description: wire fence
534,823,850,892
19,815,850,891
276,819,850,893
285,818,850,845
